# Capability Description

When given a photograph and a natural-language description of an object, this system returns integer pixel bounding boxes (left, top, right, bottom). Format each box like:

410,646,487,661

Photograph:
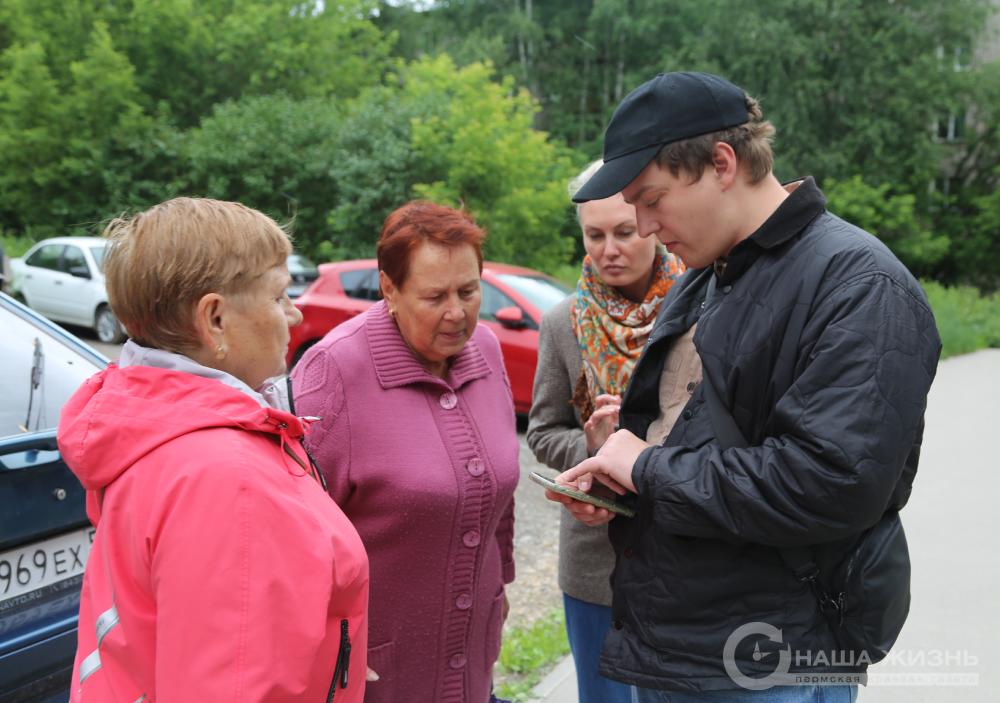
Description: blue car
0,292,108,702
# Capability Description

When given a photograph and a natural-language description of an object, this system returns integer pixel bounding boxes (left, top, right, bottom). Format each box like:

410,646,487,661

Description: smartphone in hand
528,471,635,518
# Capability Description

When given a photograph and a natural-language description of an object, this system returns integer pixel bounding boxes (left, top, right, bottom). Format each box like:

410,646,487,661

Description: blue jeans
563,593,634,703
633,684,859,702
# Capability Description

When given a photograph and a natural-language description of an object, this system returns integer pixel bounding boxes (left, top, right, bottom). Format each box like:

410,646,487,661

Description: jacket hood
58,364,305,495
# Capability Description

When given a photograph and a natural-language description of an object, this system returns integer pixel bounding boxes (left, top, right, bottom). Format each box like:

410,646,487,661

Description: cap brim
571,144,662,203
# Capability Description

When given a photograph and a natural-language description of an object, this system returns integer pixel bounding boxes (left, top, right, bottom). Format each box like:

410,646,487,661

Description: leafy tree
406,56,577,270
0,0,393,237
0,24,159,235
326,56,580,272
183,93,343,254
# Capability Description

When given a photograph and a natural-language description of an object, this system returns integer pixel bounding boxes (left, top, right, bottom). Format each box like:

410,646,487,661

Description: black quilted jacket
603,178,942,691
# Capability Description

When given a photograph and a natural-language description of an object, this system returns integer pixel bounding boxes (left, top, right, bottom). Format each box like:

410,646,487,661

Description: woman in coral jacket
291,202,519,703
57,198,369,703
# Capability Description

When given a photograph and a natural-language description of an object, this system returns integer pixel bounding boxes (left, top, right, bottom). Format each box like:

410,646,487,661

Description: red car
287,259,572,415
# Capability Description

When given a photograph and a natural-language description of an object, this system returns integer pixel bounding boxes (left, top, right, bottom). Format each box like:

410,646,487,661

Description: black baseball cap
572,72,750,203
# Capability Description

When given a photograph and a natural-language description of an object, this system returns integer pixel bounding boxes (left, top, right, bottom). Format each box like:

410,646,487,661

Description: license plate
0,527,95,604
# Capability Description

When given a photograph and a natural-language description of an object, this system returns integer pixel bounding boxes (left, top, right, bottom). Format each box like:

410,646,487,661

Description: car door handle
54,280,63,285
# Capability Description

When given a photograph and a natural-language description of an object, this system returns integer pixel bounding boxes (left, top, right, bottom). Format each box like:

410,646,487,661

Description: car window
0,307,104,439
25,245,64,272
480,281,518,322
494,273,572,314
89,245,106,273
61,245,87,274
339,268,381,301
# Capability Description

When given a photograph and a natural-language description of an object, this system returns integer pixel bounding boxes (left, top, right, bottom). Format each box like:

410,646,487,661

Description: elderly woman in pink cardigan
291,201,519,703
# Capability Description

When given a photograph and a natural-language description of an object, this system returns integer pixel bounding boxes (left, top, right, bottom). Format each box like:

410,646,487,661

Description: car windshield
89,245,106,273
495,274,572,314
0,303,105,439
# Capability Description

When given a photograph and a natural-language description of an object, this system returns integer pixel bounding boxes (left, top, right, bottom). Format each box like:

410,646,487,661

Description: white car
9,237,125,343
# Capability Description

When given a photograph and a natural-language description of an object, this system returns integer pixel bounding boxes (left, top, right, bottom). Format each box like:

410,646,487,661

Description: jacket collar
718,176,826,284
119,339,289,410
366,300,491,390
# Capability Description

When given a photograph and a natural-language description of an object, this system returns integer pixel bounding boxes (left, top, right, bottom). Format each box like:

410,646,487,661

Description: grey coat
526,294,617,606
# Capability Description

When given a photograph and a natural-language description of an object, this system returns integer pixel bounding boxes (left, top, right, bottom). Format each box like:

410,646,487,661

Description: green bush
825,176,947,277
0,231,36,258
922,280,1000,358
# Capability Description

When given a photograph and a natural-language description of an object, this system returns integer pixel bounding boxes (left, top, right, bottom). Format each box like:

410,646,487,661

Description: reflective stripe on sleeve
79,649,102,684
95,604,120,647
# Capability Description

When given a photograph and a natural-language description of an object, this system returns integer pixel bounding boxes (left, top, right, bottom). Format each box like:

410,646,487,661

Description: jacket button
723,285,733,293
686,381,697,394
682,408,693,421
439,392,457,409
613,620,624,630
623,547,634,558
463,530,481,547
467,458,484,476
456,593,473,610
449,654,467,669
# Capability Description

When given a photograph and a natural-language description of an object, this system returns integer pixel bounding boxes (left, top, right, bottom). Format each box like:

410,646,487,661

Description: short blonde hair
103,197,291,352
568,160,604,222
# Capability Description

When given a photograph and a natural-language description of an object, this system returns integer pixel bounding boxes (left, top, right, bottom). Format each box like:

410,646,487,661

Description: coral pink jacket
58,364,368,702
292,301,519,703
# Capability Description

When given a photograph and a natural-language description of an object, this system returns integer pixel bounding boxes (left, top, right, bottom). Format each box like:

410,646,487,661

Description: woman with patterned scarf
527,160,684,703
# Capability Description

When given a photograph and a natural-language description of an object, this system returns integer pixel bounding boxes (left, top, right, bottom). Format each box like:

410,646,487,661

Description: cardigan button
613,620,624,630
439,392,458,409
623,547,634,558
449,654,467,669
467,458,485,476
686,381,697,394
463,530,481,547
456,593,473,610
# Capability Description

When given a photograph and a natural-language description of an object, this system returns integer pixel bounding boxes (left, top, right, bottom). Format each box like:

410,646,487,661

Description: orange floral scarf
570,248,685,421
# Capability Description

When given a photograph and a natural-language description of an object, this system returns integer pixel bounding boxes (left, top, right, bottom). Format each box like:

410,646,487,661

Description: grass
495,608,570,701
922,280,1000,359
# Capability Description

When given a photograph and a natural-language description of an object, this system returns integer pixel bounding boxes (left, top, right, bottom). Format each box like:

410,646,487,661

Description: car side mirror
68,265,91,280
495,306,527,329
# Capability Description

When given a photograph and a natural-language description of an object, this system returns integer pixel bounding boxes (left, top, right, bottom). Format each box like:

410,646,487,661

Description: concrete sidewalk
531,655,577,703
530,350,1000,702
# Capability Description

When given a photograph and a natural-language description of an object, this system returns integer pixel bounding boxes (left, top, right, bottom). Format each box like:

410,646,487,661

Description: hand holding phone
528,471,635,518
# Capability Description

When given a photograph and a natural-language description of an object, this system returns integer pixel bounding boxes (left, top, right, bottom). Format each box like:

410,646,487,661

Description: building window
937,44,971,72
936,112,965,142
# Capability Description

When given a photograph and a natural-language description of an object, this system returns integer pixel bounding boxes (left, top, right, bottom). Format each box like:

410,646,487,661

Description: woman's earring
215,344,227,360
389,307,397,318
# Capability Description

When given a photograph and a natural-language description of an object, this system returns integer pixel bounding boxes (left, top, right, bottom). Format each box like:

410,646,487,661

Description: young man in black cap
548,72,941,701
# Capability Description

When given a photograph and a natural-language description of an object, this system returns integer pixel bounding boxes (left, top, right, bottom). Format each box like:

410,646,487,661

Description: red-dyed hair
377,201,486,288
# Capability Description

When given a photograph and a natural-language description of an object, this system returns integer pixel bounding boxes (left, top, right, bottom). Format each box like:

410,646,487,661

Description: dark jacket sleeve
632,271,941,547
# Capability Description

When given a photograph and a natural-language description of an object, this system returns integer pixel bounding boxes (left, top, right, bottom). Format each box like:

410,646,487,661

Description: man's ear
191,292,226,352
712,141,739,189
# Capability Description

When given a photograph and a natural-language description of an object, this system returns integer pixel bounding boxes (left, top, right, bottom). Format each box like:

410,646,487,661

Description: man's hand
584,393,621,455
545,429,650,526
